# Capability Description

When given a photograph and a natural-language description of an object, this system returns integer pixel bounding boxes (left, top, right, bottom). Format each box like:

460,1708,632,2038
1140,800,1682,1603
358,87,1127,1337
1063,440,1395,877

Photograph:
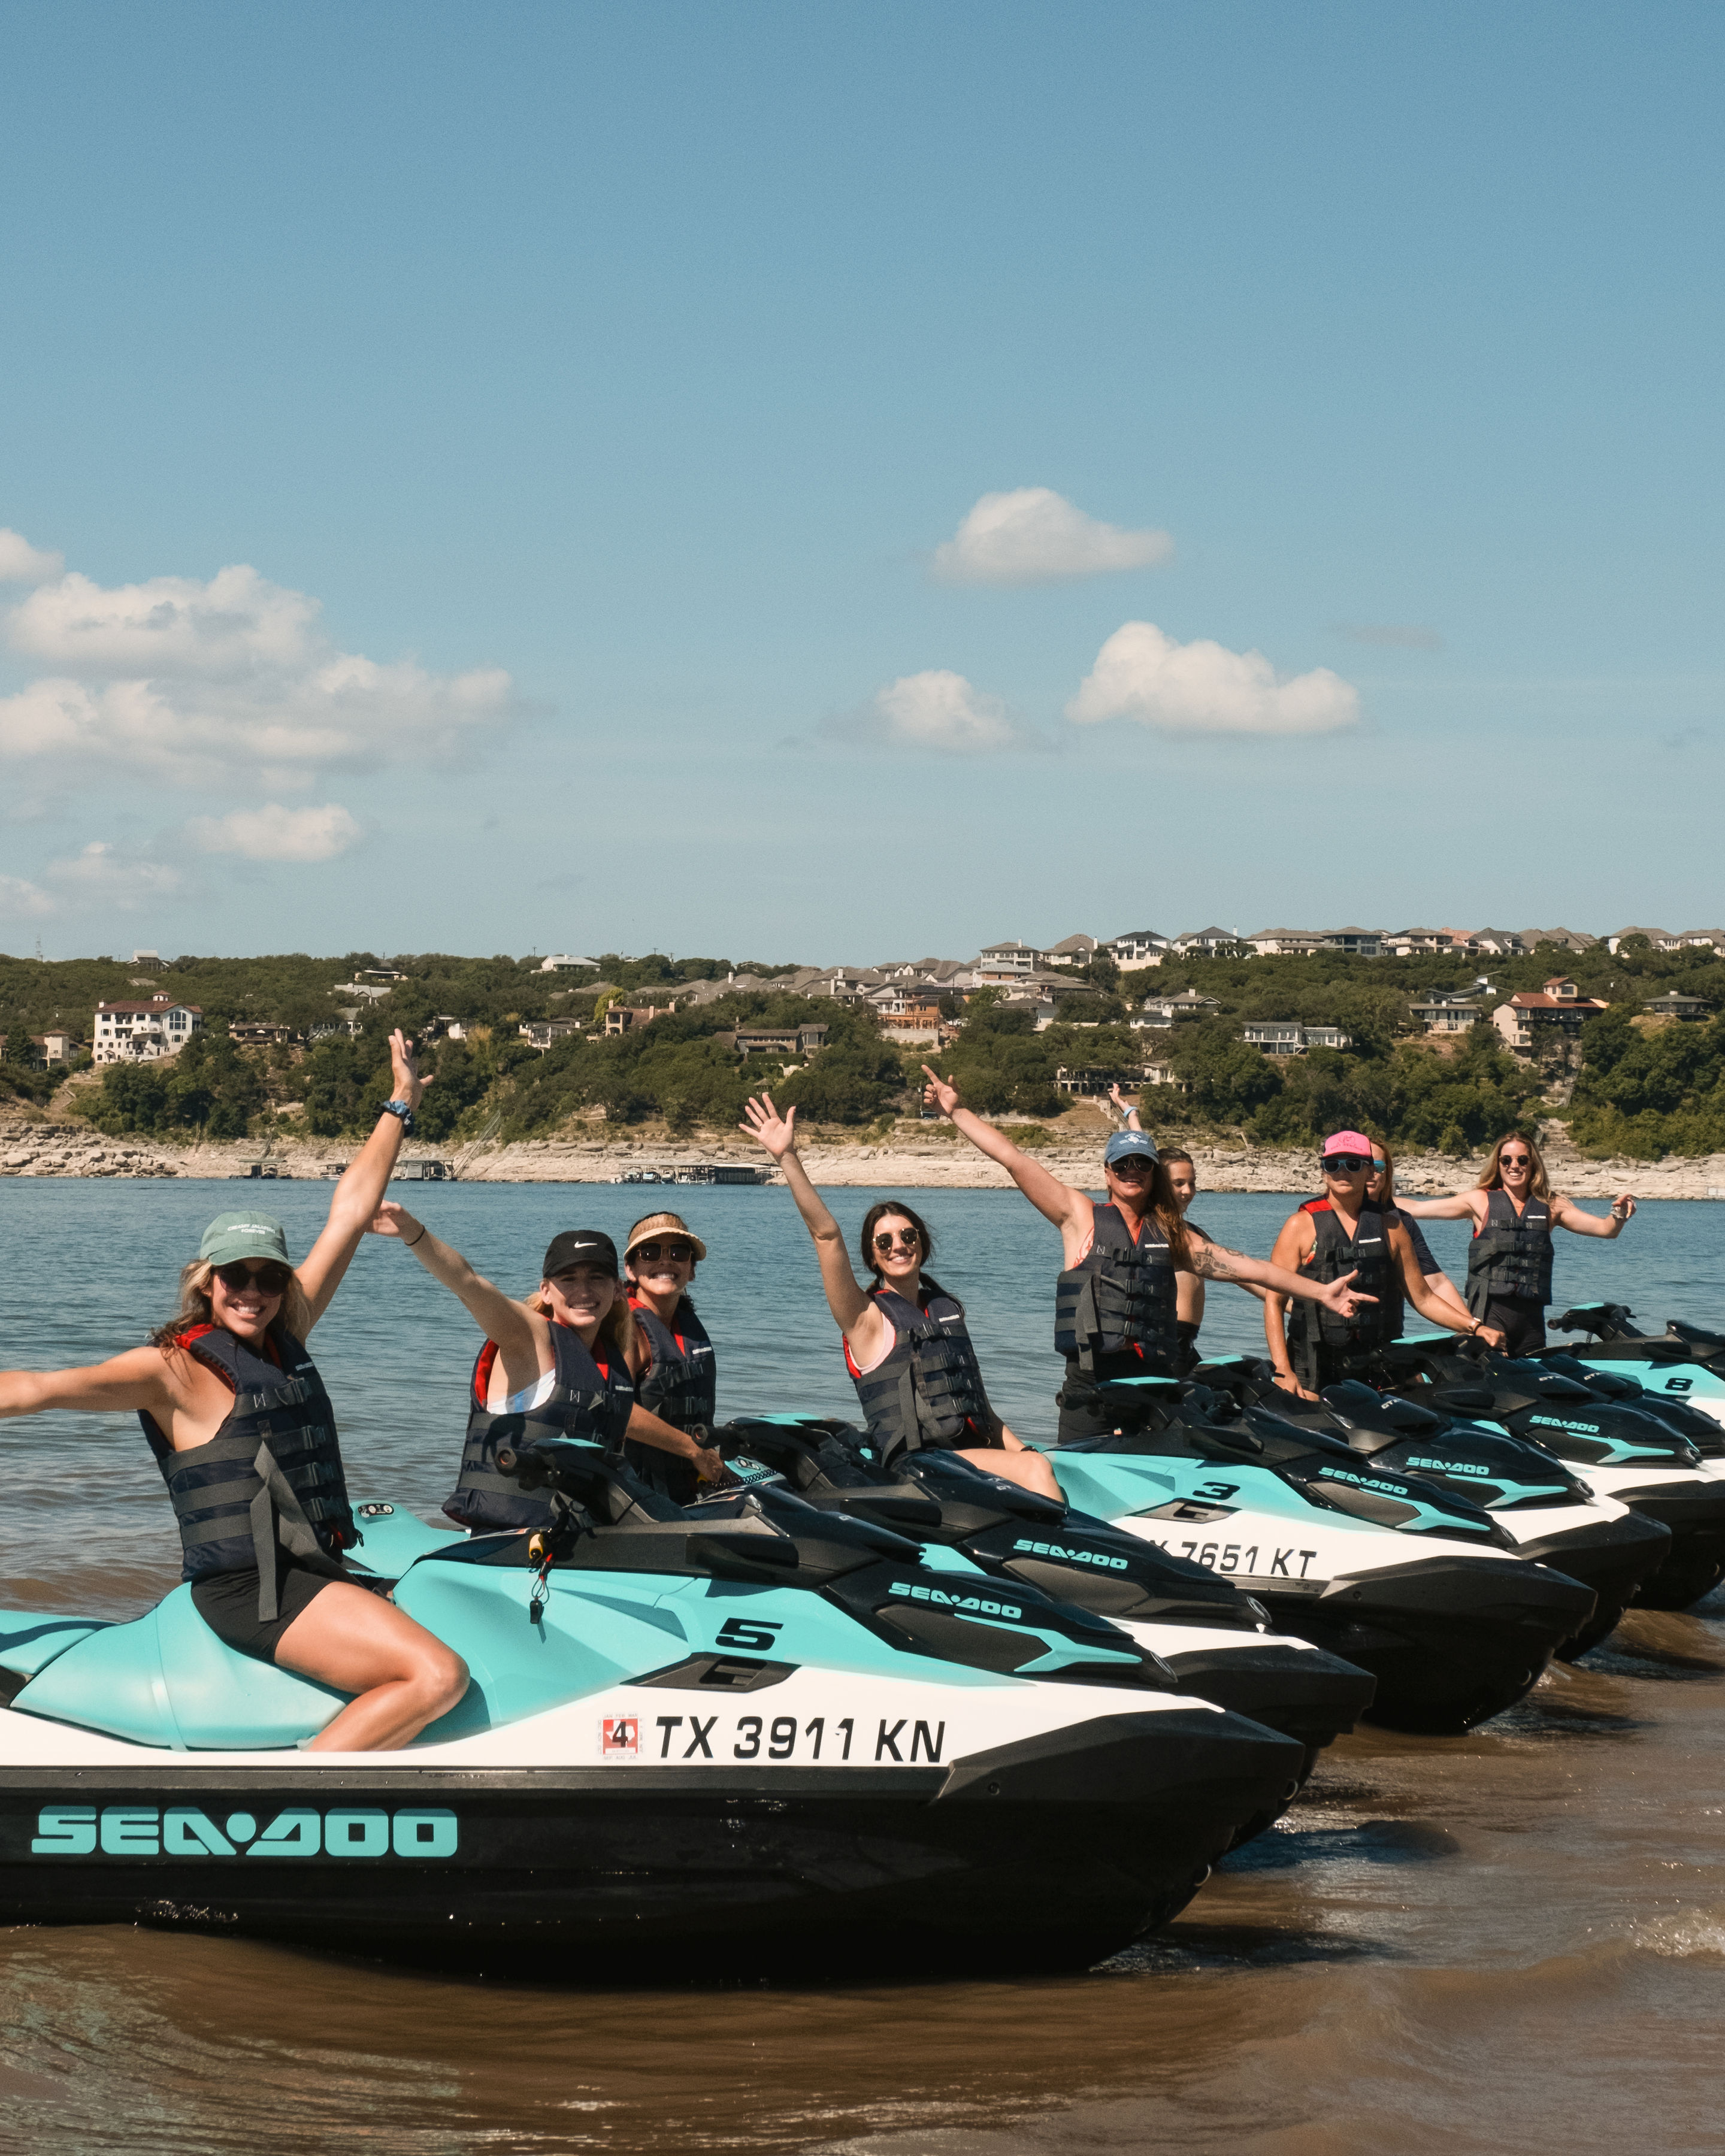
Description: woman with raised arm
1391,1130,1636,1357
741,1091,1064,1500
0,1031,468,1753
924,1067,1381,1440
367,1211,724,1525
1108,1092,1208,1368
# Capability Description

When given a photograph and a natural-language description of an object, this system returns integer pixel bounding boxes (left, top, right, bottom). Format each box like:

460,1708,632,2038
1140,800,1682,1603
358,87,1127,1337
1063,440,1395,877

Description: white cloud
840,669,1022,753
0,873,54,922
41,841,184,909
0,529,65,585
1067,621,1360,735
931,488,1174,588
187,802,362,862
0,549,512,785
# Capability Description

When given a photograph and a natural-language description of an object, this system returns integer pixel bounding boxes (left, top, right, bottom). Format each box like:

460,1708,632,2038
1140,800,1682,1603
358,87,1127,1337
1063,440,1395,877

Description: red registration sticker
599,1717,640,1757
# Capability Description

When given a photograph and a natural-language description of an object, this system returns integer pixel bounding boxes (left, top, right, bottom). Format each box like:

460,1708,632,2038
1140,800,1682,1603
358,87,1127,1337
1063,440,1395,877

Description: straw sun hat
624,1212,708,1264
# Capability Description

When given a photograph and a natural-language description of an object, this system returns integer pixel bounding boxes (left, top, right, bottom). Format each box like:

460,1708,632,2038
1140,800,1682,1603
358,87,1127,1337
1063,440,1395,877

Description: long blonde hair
149,1259,313,1352
1477,1130,1552,1201
529,1280,637,1368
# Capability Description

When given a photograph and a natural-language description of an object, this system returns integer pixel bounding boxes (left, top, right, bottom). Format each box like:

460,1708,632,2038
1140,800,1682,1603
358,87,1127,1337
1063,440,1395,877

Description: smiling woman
0,1031,470,1752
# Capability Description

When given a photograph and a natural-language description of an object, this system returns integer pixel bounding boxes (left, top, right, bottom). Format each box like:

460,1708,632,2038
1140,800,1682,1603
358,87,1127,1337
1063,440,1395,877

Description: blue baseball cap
1103,1130,1159,1167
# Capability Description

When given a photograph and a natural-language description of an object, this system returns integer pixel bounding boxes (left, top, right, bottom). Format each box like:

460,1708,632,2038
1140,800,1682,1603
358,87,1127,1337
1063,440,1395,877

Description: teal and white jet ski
1027,1375,1596,1734
0,1446,1301,1976
1552,1303,1725,1434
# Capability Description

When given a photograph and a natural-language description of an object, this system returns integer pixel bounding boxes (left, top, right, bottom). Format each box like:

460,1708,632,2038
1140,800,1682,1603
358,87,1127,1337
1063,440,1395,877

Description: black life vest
1286,1197,1405,1383
1466,1188,1555,1312
625,1297,716,1504
445,1321,635,1531
141,1321,356,1621
846,1284,994,1465
1055,1203,1181,1378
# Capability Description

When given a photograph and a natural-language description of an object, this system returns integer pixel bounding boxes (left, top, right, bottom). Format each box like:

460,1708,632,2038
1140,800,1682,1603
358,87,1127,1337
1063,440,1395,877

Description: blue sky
1,1,1721,963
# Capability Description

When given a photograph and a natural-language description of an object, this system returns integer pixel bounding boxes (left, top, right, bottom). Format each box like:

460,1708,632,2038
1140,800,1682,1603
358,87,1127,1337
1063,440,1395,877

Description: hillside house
92,998,202,1064
1491,978,1609,1054
1410,996,1484,1035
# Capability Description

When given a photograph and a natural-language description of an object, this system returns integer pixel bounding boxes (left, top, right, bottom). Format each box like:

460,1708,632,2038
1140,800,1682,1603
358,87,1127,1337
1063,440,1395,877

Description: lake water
2,1178,1724,2152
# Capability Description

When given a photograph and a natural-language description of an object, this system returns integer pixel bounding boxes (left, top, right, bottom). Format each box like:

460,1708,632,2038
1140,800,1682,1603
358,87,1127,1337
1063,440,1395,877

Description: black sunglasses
632,1241,694,1264
213,1261,292,1295
1322,1155,1370,1174
1500,1152,1532,1168
873,1230,922,1253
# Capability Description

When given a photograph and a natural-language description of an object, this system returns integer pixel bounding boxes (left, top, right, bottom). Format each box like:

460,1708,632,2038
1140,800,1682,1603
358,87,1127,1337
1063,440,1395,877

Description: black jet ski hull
0,1709,1302,1976
1509,1513,1674,1656
1616,1485,1725,1609
1241,1556,1596,1736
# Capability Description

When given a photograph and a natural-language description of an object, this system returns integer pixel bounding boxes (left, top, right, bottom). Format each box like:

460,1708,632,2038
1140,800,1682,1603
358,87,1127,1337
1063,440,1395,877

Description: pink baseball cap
1321,1130,1375,1158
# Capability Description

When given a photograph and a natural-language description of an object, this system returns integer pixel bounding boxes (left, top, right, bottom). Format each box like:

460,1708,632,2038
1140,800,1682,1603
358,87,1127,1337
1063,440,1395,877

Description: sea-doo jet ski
0,1446,1301,1975
1372,1337,1725,1609
1184,1357,1670,1657
1027,1374,1596,1734
1551,1303,1725,1433
716,1414,1376,1831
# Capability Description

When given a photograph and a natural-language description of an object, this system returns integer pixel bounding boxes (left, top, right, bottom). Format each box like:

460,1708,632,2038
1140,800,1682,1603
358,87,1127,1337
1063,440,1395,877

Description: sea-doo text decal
30,1806,458,1859
1143,1538,1321,1577
886,1583,1024,1619
596,1715,946,1762
1010,1538,1130,1571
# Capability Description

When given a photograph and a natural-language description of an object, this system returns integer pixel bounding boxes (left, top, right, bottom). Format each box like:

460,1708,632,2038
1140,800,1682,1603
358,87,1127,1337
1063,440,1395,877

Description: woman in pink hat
1261,1131,1504,1398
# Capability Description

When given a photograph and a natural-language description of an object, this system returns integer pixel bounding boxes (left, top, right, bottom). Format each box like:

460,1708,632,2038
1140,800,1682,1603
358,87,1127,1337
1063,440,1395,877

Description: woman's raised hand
366,1200,414,1239
388,1029,429,1109
921,1065,960,1118
741,1092,798,1160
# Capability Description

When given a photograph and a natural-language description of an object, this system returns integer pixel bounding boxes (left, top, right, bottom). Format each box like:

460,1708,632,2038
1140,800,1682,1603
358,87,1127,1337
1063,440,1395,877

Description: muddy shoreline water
2,1115,1720,1198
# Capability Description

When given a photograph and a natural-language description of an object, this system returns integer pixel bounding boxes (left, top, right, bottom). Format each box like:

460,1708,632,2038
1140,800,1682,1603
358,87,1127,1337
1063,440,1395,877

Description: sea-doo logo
30,1805,457,1859
1529,1415,1600,1435
1406,1456,1488,1476
886,1582,1024,1620
1010,1537,1128,1571
1318,1468,1414,1499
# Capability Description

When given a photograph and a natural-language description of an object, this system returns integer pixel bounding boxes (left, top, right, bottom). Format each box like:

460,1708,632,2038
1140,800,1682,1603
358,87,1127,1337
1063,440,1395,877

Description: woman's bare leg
273,1582,469,1752
955,1443,1065,1503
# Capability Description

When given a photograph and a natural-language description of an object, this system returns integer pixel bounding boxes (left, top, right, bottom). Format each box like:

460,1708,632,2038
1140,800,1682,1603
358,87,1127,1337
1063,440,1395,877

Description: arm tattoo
1194,1243,1242,1280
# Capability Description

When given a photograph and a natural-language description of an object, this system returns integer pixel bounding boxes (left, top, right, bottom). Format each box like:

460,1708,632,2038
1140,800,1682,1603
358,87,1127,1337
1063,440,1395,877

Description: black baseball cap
542,1230,619,1279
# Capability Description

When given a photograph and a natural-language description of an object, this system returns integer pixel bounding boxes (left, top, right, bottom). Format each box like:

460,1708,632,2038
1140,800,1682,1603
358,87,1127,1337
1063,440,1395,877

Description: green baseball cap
198,1212,292,1267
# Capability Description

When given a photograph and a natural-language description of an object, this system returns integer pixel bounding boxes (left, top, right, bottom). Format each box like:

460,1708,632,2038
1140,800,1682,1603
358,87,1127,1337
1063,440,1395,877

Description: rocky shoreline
2,1118,1720,1199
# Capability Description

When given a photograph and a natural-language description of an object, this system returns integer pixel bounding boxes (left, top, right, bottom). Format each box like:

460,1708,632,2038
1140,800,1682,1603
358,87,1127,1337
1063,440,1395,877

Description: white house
92,997,202,1064
1104,929,1171,970
538,953,598,972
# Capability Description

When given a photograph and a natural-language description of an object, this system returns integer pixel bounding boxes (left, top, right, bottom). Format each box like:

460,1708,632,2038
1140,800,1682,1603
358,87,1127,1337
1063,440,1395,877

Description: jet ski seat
10,1585,348,1750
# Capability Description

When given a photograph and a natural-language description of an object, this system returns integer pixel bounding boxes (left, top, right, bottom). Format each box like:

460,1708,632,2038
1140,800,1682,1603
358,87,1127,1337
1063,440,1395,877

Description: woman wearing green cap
922,1068,1382,1439
0,1030,468,1753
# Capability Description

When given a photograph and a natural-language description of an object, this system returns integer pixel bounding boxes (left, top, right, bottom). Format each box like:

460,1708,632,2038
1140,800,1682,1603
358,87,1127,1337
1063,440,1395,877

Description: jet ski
1025,1374,1596,1734
0,1445,1302,1976
1552,1303,1725,1433
1185,1357,1670,1658
715,1414,1376,1839
1370,1336,1725,1610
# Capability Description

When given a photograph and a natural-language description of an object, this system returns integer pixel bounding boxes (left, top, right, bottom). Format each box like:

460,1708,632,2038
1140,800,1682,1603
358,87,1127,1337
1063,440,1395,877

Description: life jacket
141,1321,356,1621
1466,1188,1555,1312
625,1297,716,1503
1286,1197,1405,1385
1054,1203,1181,1379
845,1283,994,1465
445,1321,635,1531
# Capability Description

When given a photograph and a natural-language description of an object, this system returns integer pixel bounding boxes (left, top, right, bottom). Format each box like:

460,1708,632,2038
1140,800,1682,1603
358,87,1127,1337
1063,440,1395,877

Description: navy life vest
1055,1203,1181,1379
1286,1197,1405,1385
846,1283,995,1465
141,1321,356,1622
446,1321,635,1532
1466,1188,1555,1312
625,1296,716,1503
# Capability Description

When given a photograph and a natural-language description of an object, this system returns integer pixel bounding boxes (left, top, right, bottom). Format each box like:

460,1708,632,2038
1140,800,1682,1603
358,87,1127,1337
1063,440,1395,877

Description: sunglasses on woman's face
1500,1153,1532,1168
632,1241,694,1265
1322,1155,1370,1175
873,1230,921,1254
214,1261,292,1296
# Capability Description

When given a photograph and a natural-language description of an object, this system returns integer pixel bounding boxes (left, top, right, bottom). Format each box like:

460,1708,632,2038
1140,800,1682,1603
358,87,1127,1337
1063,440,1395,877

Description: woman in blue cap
924,1070,1382,1440
0,1030,468,1752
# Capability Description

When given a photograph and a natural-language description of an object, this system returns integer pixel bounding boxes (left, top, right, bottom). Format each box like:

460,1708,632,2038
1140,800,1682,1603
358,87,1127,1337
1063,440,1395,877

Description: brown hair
1106,1159,1192,1266
529,1276,638,1367
1367,1138,1396,1203
149,1258,313,1353
1161,1149,1195,1171
859,1201,958,1305
1477,1130,1551,1201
